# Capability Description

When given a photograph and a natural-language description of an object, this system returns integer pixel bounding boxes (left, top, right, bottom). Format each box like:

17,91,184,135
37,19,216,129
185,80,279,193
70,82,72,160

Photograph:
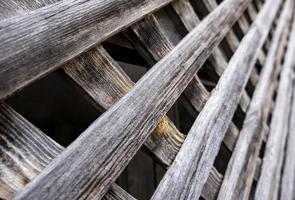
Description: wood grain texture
129,11,239,152
171,0,250,113
125,11,230,198
255,9,295,200
280,79,295,200
0,0,219,198
0,2,135,199
151,0,281,198
0,0,174,99
200,0,265,68
12,0,250,199
0,0,184,171
63,45,184,167
217,0,293,198
0,103,134,200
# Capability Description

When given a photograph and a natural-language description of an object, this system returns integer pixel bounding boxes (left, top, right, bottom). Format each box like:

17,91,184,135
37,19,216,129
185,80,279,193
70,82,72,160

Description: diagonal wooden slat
151,0,281,198
0,0,184,176
0,0,175,99
0,103,135,200
217,0,293,198
280,76,295,200
63,31,222,200
255,9,295,200
199,0,266,68
0,1,136,200
12,0,251,199
0,1,222,198
172,0,251,113
63,45,184,168
126,12,239,152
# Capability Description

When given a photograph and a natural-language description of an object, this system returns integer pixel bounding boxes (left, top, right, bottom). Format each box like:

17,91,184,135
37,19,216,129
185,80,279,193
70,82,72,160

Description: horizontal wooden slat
255,10,295,200
217,0,293,198
151,0,281,198
0,0,174,99
12,0,251,199
0,103,134,200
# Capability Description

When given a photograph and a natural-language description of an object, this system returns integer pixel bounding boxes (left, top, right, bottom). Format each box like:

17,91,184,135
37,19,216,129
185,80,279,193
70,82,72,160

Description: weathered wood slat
64,45,184,168
247,3,273,54
0,0,184,175
128,11,239,152
255,10,295,200
64,51,223,198
0,103,135,200
125,10,239,197
12,0,250,199
217,0,293,198
280,80,295,200
64,18,221,200
201,0,265,68
0,1,135,199
171,0,250,113
151,0,281,198
0,0,222,197
0,0,175,99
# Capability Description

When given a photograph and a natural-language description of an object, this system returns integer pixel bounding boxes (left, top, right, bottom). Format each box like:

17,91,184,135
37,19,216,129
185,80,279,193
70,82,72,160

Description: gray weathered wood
200,0,265,68
0,3,134,199
0,0,174,99
132,13,241,150
280,79,295,200
0,103,134,200
0,0,184,173
171,0,250,113
12,0,250,199
151,0,281,198
128,11,239,152
217,0,293,198
1,0,222,197
255,10,295,200
64,45,184,168
61,17,222,200
0,0,185,198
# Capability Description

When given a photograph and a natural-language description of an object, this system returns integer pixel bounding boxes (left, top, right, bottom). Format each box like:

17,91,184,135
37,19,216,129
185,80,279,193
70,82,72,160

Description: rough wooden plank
126,11,240,197
64,28,223,200
151,0,281,198
128,12,239,152
202,0,266,72
0,0,222,197
255,10,295,200
280,79,295,200
64,45,184,167
0,0,186,186
0,103,134,200
0,0,183,170
217,0,293,198
0,0,175,99
12,0,251,199
171,0,250,113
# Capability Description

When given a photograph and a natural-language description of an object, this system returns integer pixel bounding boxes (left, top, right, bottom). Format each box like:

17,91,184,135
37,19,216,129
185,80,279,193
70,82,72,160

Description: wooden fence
0,0,295,199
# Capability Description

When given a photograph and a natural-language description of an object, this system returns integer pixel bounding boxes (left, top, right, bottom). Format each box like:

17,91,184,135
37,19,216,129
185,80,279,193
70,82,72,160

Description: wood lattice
0,0,295,199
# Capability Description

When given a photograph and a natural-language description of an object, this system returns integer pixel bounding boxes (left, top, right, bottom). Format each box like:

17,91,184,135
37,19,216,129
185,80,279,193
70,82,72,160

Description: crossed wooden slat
0,0,294,199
